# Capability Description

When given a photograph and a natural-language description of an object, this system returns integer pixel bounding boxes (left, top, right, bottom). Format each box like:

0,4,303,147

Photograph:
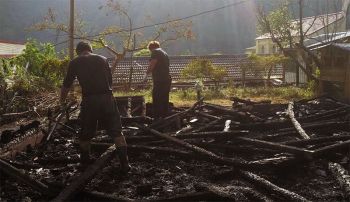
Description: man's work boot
116,146,131,174
114,135,131,174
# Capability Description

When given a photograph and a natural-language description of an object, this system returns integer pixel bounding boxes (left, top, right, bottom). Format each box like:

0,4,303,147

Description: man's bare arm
60,86,70,104
147,59,157,74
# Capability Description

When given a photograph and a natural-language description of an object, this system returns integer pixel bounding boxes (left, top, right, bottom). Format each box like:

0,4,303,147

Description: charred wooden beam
239,106,349,131
126,130,249,144
284,135,350,147
0,158,55,196
134,124,306,169
191,118,226,133
289,101,350,199
249,156,299,168
45,101,77,142
203,103,263,122
52,144,117,202
195,182,247,201
313,139,350,158
278,121,350,133
121,116,153,126
176,130,249,140
46,112,65,142
76,190,132,201
150,98,203,129
236,137,313,157
297,106,350,123
287,102,310,140
91,143,191,158
239,171,310,202
259,121,350,141
194,142,277,155
1,120,40,144
0,110,36,123
0,130,45,159
196,182,273,202
46,182,132,201
328,162,350,199
151,191,224,201
194,111,221,120
134,123,256,169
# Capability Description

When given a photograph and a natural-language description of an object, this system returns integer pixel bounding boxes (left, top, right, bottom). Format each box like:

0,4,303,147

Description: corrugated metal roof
307,32,350,50
256,12,344,40
331,43,350,52
0,41,25,58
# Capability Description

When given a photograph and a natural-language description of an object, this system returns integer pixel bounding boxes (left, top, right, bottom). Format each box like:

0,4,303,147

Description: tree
30,1,193,62
133,49,150,57
256,1,322,82
181,58,227,89
246,54,288,87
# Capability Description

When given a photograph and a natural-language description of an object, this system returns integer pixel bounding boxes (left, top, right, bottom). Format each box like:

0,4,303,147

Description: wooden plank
239,171,310,202
52,145,117,202
328,162,350,199
313,139,350,157
236,137,313,157
287,102,310,140
0,158,55,196
284,135,350,146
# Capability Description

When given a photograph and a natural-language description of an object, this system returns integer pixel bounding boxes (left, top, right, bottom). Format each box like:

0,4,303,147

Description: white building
0,40,25,58
247,0,350,55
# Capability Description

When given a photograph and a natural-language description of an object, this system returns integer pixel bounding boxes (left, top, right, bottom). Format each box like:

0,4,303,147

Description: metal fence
109,55,285,88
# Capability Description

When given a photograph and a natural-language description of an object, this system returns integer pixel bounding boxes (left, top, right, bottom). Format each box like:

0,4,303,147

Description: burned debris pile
1,96,350,201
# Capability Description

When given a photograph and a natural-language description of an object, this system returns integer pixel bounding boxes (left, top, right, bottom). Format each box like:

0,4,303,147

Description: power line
131,0,249,31
43,0,251,48
84,0,249,39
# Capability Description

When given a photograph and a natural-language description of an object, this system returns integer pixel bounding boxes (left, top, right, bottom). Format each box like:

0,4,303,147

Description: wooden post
242,67,246,87
282,63,286,83
69,0,75,60
128,34,136,89
52,145,117,202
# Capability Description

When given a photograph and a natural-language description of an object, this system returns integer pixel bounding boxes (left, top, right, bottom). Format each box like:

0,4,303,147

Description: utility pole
128,34,136,89
299,0,303,45
69,0,75,60
296,0,303,86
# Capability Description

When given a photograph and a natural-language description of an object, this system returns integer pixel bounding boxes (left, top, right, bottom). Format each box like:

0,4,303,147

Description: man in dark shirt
60,41,131,173
144,41,171,119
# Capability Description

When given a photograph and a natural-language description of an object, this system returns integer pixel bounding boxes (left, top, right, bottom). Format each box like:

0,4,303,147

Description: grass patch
113,86,315,107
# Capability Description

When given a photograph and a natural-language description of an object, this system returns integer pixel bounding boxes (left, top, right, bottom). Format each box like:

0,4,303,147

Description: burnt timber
0,96,350,201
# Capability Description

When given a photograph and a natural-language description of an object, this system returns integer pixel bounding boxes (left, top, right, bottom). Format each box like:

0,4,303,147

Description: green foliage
226,86,314,101
257,1,296,46
133,49,151,57
172,88,227,101
244,54,289,86
3,40,68,94
181,59,228,87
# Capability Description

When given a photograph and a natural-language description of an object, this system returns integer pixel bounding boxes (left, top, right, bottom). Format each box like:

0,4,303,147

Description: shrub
4,40,69,94
133,49,151,57
181,58,228,89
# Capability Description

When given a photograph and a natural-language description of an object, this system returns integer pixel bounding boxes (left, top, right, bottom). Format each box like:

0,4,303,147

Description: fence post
128,34,136,89
242,67,246,87
282,64,286,83
296,64,300,87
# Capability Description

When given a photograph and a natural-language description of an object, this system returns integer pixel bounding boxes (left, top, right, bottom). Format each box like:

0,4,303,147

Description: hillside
0,0,343,55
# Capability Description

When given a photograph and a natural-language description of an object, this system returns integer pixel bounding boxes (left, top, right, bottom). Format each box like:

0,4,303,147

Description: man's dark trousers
152,79,171,119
